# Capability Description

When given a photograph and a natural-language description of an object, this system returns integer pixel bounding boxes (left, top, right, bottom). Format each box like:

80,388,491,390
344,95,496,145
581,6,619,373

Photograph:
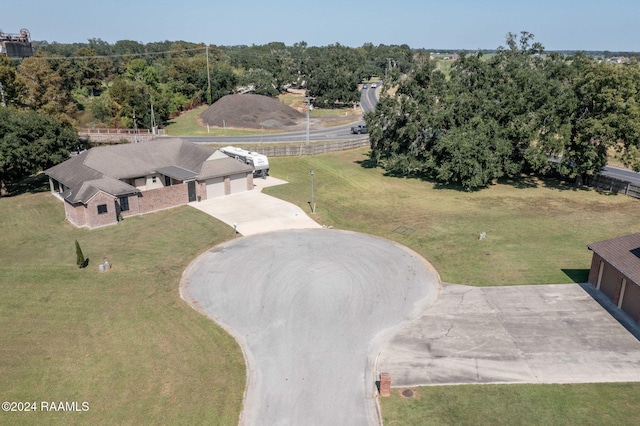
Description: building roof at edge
588,233,640,285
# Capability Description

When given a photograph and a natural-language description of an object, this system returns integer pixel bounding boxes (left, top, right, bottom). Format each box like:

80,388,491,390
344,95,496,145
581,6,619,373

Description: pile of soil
200,94,304,129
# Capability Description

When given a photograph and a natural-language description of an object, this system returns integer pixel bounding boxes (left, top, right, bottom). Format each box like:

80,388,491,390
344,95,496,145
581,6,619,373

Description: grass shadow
5,173,49,197
354,158,377,169
497,175,540,189
562,268,589,283
353,151,377,169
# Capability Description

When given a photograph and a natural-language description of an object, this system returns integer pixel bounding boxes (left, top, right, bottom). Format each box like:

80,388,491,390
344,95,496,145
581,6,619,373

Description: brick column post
380,373,391,397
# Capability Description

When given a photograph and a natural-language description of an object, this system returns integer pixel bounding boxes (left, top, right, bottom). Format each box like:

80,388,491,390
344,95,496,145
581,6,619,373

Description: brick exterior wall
600,262,624,302
621,280,640,323
59,174,252,228
86,191,119,228
64,201,87,227
612,278,624,306
63,191,118,228
138,183,189,214
587,253,603,286
61,185,188,229
117,194,140,220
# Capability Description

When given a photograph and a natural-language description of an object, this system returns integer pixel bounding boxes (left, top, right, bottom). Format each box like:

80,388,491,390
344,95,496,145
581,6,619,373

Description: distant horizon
30,38,640,55
3,0,639,53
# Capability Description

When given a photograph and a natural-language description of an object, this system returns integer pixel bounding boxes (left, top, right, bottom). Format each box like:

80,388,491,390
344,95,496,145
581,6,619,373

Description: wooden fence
246,138,370,157
78,128,165,144
588,175,640,200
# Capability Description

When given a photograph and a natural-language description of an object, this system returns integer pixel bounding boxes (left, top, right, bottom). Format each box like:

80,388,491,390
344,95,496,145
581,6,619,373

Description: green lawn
380,383,640,426
0,189,244,425
265,148,640,286
2,147,640,424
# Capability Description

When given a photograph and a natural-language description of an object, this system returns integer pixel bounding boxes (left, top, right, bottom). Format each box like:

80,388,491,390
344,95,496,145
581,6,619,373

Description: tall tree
0,55,22,107
0,108,79,195
565,58,640,179
306,43,361,108
16,55,76,120
367,32,617,189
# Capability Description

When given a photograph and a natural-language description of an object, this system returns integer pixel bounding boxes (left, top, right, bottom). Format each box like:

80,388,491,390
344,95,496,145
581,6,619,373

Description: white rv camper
219,146,270,178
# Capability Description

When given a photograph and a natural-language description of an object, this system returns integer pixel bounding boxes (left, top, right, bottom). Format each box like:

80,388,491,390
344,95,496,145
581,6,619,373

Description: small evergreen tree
75,240,86,268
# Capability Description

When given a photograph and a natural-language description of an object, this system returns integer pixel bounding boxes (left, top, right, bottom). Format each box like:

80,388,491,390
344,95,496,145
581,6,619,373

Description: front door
187,181,197,202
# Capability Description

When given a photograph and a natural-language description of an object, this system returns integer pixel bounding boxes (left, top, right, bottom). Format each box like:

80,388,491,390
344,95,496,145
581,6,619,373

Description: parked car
350,125,368,134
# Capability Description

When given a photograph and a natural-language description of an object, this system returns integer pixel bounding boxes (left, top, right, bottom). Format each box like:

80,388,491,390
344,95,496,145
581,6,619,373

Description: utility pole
150,102,156,135
310,169,315,213
305,97,313,146
206,45,212,105
133,111,139,143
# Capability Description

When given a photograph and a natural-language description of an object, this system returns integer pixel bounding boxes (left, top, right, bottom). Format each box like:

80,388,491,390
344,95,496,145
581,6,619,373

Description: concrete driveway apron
189,177,321,235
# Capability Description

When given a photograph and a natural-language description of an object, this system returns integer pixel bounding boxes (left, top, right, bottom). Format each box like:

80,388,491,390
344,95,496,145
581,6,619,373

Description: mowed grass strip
381,383,640,426
0,192,244,425
265,148,640,286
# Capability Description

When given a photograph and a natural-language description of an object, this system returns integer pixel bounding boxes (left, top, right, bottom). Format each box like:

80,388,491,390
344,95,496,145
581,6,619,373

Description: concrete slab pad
378,283,640,387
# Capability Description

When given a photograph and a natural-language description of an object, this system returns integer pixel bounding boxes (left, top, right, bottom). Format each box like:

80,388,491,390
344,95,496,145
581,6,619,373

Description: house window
164,176,171,186
119,196,130,211
97,204,108,214
152,176,157,183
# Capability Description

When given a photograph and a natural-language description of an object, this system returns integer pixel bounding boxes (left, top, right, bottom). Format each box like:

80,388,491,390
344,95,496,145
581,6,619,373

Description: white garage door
206,177,225,199
229,174,248,194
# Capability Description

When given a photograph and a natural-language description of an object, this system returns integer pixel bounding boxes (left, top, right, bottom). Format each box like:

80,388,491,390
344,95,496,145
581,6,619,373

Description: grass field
380,383,640,426
0,189,244,425
265,148,640,286
2,147,640,424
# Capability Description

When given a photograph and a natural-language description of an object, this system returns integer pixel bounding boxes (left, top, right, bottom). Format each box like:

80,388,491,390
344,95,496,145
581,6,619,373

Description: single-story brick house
45,138,254,229
587,233,640,323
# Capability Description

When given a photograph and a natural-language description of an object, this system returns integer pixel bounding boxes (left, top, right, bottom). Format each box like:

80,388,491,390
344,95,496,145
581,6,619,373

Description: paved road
379,283,640,387
360,83,381,113
601,165,640,186
181,230,440,426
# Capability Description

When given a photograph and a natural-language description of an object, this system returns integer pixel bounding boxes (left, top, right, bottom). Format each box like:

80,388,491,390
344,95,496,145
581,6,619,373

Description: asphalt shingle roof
45,138,253,204
588,233,640,285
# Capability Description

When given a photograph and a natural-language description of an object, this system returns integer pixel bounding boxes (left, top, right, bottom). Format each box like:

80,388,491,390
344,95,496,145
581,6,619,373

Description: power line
28,46,207,61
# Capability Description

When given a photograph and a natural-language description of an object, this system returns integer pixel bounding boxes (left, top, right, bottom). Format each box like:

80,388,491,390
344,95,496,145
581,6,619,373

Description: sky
2,0,639,52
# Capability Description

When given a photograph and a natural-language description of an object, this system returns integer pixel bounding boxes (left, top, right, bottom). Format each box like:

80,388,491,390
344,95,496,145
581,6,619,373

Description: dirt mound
200,94,304,129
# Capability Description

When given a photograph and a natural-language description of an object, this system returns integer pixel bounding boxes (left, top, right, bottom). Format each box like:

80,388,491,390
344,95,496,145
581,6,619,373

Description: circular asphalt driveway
181,229,439,425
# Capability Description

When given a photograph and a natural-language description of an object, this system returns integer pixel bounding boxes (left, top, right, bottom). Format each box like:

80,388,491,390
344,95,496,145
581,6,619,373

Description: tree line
366,32,640,189
1,39,413,129
0,38,411,193
1,33,639,193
